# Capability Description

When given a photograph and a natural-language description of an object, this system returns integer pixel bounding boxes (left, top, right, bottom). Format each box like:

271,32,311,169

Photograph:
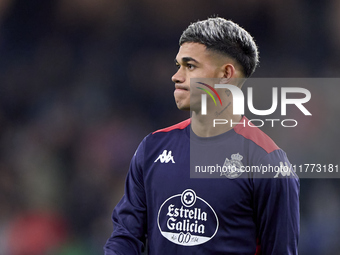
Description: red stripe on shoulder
152,119,191,134
234,116,279,154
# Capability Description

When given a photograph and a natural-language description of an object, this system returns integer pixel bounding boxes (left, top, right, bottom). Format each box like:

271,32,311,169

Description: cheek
203,65,222,77
208,68,222,78
194,69,218,79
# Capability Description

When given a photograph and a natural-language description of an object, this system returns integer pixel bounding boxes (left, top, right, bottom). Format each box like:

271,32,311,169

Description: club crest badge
221,153,244,179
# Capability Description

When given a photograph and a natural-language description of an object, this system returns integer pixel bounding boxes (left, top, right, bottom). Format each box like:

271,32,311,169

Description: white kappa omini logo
157,189,219,246
221,153,244,179
154,150,175,163
274,161,296,178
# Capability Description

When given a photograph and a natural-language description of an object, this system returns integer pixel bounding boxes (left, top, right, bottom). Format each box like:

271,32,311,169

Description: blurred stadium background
0,0,339,254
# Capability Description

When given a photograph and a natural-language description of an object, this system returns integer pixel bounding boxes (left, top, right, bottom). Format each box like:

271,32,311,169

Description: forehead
175,42,210,61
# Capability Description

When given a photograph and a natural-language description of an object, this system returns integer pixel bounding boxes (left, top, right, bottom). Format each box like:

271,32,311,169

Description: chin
178,106,190,111
175,102,190,111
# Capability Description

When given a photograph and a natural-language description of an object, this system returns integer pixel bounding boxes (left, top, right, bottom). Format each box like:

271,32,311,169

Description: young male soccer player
104,17,299,255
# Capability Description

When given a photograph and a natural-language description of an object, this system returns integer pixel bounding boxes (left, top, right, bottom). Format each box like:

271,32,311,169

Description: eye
187,64,195,70
175,63,180,69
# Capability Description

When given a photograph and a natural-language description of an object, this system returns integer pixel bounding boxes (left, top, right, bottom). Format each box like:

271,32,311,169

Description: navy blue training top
104,116,300,255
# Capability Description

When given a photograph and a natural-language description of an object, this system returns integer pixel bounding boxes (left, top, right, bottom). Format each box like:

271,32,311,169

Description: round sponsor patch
157,189,219,246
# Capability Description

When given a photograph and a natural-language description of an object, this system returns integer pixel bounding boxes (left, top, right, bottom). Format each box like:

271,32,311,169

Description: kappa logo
274,161,297,178
154,150,175,163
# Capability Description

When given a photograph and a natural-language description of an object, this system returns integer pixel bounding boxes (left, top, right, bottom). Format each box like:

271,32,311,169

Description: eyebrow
174,57,199,64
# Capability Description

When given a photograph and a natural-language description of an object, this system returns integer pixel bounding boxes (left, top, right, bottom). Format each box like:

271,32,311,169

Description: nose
171,68,185,83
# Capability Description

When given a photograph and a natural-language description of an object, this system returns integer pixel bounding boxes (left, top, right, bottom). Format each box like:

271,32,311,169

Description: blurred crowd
0,0,339,254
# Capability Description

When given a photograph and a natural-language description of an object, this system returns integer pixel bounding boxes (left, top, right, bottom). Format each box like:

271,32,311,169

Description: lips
175,84,189,91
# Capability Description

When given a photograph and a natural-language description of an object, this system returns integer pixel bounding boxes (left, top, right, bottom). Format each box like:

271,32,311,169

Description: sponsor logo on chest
157,189,219,246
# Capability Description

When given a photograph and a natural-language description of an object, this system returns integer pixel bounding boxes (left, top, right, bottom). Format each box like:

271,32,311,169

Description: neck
191,107,242,137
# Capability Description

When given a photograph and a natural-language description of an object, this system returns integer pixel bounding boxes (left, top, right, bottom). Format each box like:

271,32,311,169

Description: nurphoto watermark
189,78,339,179
190,78,312,128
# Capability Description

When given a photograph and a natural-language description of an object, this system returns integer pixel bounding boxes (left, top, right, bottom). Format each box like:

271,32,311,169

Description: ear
222,63,236,79
221,63,244,88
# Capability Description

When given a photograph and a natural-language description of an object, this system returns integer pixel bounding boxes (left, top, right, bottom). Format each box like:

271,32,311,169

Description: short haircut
179,17,259,78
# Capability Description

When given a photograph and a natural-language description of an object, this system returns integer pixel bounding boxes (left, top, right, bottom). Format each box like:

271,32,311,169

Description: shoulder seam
152,119,190,134
234,117,279,154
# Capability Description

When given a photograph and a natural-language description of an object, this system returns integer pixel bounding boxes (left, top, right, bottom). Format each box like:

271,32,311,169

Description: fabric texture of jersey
104,116,300,255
